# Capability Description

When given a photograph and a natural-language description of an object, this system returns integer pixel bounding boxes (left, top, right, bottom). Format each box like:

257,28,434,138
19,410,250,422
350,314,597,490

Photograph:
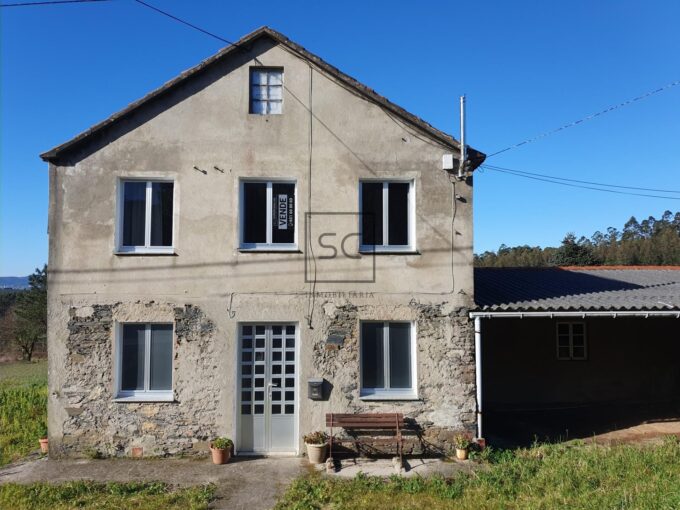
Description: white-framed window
116,179,174,254
359,180,415,252
556,322,587,360
239,180,297,250
115,323,174,401
360,321,417,399
250,68,283,115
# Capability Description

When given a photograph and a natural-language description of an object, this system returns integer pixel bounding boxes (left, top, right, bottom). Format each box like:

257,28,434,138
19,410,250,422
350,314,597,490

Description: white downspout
474,316,483,439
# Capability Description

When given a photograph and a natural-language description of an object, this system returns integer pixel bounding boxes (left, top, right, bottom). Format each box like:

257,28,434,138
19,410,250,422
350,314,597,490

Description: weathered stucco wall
46,34,476,457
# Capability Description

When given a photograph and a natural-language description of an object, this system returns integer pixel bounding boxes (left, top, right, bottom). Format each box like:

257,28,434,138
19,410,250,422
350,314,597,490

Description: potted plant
452,434,471,460
303,431,328,464
209,437,233,465
38,424,48,454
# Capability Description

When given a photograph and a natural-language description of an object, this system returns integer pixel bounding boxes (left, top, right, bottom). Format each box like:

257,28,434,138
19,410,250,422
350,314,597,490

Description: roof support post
474,316,483,440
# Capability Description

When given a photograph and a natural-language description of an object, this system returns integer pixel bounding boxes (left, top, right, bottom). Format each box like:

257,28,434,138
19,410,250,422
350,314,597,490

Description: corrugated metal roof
474,267,680,312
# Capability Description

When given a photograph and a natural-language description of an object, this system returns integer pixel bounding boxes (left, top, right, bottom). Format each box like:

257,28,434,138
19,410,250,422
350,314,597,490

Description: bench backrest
326,413,405,430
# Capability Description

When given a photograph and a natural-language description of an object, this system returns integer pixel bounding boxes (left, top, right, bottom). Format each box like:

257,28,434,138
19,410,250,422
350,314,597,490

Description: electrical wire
306,64,317,329
481,165,680,200
487,79,680,158
483,164,680,194
1,0,109,6
133,0,246,50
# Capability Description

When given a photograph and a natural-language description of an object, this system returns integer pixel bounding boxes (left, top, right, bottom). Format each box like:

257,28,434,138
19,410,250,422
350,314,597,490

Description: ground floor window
556,322,587,360
116,323,173,400
360,321,416,398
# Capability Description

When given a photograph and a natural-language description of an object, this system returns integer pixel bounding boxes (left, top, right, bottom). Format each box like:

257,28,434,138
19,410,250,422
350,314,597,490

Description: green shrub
0,378,47,465
210,437,233,450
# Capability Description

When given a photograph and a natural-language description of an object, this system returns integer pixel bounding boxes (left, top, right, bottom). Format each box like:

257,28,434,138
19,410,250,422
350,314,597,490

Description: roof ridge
40,26,485,165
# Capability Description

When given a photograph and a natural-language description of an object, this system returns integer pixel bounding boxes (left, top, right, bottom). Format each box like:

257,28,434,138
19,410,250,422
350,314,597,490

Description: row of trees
475,210,680,267
0,266,47,361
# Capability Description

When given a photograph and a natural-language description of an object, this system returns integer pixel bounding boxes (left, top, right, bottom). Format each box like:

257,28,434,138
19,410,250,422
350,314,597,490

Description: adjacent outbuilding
472,266,680,445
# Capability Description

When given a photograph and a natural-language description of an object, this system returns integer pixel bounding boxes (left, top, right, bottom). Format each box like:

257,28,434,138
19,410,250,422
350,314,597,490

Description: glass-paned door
238,324,297,453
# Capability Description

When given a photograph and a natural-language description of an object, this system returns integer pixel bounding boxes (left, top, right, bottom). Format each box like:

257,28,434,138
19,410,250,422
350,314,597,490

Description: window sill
114,394,175,403
358,250,420,256
238,248,302,254
114,248,176,256
359,392,419,401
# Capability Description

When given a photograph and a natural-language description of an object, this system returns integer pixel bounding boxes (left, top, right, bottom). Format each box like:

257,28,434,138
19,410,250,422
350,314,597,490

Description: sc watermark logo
304,212,376,283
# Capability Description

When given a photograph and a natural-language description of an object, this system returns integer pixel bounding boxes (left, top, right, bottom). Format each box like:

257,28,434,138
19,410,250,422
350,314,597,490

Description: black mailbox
308,378,324,400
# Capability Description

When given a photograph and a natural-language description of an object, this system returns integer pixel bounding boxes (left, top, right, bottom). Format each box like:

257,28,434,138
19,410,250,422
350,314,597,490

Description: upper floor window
240,180,296,250
360,321,417,399
117,180,174,254
250,68,283,115
360,180,414,252
115,323,173,401
556,322,587,360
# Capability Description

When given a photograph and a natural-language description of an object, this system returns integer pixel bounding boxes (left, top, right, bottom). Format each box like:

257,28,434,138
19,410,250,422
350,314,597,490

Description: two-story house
40,27,485,457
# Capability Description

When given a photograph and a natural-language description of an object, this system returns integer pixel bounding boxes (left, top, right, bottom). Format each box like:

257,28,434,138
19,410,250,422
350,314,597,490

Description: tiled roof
474,267,680,312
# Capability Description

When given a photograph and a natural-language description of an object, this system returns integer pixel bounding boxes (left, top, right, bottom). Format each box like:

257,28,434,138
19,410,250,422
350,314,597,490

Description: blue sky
2,0,680,275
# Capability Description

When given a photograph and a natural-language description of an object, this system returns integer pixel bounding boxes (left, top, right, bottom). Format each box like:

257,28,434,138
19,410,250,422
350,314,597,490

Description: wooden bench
326,413,405,465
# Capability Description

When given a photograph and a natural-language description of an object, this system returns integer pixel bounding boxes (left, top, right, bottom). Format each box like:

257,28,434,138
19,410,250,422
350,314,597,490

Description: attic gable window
117,180,174,254
360,180,415,252
250,68,283,115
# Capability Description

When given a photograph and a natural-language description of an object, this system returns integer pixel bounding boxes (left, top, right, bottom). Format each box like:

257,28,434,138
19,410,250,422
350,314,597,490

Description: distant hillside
0,277,29,289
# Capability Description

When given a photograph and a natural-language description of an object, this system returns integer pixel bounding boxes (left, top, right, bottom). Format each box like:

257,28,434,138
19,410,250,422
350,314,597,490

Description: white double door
238,324,297,454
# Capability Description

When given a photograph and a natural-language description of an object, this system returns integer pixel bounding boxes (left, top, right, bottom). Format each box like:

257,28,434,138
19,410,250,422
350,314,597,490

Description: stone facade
54,297,475,457
56,302,222,458
313,301,476,454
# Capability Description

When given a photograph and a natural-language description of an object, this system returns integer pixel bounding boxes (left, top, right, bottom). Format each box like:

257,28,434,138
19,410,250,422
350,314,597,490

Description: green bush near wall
0,361,48,466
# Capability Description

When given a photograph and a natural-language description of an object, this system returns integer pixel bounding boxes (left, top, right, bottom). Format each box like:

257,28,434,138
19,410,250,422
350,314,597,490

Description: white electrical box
442,154,455,170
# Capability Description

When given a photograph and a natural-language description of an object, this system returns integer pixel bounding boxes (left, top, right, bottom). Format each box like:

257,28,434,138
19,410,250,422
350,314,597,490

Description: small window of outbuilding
250,68,283,115
556,322,587,360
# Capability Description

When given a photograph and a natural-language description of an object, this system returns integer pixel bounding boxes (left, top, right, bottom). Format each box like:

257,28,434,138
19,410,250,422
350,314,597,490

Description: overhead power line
481,165,680,201
133,0,243,49
487,79,680,158
1,0,110,7
483,164,680,194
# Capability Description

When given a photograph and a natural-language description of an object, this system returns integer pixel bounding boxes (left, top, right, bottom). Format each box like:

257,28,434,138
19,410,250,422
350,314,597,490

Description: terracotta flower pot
39,438,49,454
306,443,327,464
131,446,143,458
210,446,231,465
455,448,468,460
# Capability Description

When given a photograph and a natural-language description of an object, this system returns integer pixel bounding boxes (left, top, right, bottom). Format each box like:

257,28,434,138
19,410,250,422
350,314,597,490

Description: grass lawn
276,438,680,510
0,359,46,383
0,360,47,466
0,481,216,510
